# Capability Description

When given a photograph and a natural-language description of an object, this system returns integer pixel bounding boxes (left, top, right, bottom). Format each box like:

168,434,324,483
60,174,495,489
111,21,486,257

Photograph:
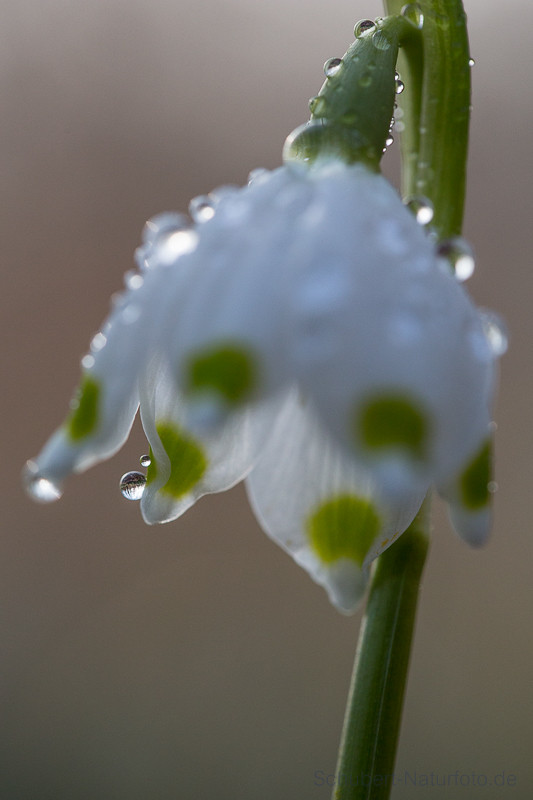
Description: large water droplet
437,237,475,281
479,309,508,356
323,57,343,78
354,19,376,38
120,471,147,500
395,78,405,94
140,454,151,467
406,196,434,225
372,30,391,51
23,460,63,503
401,3,424,29
189,195,216,223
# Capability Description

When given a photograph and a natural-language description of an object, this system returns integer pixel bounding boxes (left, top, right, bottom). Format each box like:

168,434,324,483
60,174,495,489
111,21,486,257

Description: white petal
139,356,275,524
246,387,427,613
286,162,496,492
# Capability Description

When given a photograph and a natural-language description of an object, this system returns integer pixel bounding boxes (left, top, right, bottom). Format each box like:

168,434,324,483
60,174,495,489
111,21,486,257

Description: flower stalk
333,0,472,796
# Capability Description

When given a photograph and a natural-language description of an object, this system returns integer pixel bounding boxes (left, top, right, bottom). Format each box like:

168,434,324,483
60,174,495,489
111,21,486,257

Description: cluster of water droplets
119,454,152,500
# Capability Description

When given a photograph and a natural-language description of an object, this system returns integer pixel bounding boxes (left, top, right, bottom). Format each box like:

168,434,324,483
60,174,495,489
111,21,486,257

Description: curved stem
332,501,429,800
386,0,471,237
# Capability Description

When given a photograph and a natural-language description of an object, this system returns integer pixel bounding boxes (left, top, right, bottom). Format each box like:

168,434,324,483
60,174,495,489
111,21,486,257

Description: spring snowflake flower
24,158,502,613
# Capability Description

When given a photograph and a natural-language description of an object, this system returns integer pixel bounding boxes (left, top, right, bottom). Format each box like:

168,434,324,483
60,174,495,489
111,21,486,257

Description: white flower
24,159,501,613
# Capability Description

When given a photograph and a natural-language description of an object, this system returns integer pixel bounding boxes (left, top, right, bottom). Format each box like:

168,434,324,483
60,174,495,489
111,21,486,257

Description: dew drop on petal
90,332,107,353
23,460,63,503
323,57,343,77
155,229,199,266
354,19,376,38
436,237,475,280
189,195,216,223
140,454,151,467
81,354,95,370
125,271,144,291
401,3,424,29
120,303,141,325
406,196,434,225
142,212,189,245
120,471,147,500
479,309,508,356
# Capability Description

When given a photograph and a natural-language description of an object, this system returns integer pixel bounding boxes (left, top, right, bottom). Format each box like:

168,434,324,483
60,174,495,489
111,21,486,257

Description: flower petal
245,387,427,613
286,162,496,495
139,356,277,524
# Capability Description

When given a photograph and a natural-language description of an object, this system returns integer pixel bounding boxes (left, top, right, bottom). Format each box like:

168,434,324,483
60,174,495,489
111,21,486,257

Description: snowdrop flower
24,157,501,613
24,18,503,612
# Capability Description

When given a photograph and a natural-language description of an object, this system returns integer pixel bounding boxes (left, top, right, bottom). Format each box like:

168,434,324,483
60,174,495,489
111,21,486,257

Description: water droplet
469,57,475,67
125,271,144,291
358,73,372,88
401,3,424,29
354,19,376,38
142,212,189,245
155,229,199,266
90,332,107,353
395,78,405,94
309,95,327,116
479,309,508,356
488,480,498,494
189,195,216,223
120,303,141,325
323,57,343,78
406,196,434,225
23,460,62,503
81,354,95,370
437,237,474,280
120,471,147,500
140,454,151,467
372,30,391,51
247,168,270,185
385,135,394,147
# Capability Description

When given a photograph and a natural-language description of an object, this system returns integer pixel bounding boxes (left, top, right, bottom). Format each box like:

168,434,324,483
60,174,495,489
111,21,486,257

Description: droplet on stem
354,19,376,38
323,57,343,78
406,196,434,226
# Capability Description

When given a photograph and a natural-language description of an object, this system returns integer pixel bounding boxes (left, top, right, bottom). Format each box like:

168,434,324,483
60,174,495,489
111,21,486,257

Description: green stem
332,501,429,800
386,0,471,238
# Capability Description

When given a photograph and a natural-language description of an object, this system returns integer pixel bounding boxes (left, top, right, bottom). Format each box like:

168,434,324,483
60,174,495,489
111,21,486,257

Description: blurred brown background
2,0,532,797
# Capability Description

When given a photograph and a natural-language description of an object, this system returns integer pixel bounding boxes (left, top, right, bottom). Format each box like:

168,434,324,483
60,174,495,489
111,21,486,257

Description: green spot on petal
307,494,381,567
358,393,429,459
149,422,207,499
460,439,491,510
186,343,256,404
66,374,100,441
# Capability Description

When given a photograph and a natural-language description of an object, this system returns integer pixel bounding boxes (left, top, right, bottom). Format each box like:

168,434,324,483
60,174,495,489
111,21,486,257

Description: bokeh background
3,0,532,797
